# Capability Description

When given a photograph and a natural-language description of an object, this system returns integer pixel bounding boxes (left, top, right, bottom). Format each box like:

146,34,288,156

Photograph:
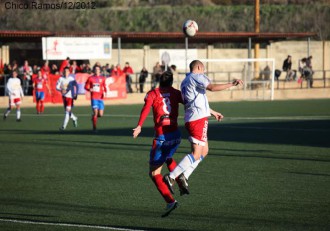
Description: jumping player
84,66,107,132
33,70,51,114
164,60,243,194
3,70,24,121
56,67,78,130
132,71,186,217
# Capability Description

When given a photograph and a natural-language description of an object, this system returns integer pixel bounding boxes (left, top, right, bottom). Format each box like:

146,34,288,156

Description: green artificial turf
0,99,329,231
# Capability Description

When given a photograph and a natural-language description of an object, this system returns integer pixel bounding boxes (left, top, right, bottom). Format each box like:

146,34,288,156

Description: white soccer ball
183,20,198,37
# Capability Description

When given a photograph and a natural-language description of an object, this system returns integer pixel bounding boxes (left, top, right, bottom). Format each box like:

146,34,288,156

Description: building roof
0,30,317,44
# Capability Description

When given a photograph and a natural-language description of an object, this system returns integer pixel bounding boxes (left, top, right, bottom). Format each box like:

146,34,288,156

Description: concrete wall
89,41,330,79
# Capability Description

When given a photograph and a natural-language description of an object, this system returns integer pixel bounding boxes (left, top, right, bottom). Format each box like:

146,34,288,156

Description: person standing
56,67,78,131
138,67,148,93
164,60,243,194
33,70,51,114
132,71,186,217
3,70,24,121
123,62,134,93
21,60,33,95
84,66,107,132
282,55,293,81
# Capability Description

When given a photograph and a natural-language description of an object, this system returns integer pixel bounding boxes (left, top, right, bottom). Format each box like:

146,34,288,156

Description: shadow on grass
2,119,329,148
0,198,186,231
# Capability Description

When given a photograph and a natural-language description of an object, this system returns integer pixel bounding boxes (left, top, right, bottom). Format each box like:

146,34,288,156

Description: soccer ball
183,20,198,37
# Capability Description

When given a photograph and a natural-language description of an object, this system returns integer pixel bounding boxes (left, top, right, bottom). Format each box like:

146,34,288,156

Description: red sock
36,101,40,113
92,116,97,130
166,158,177,172
152,174,175,204
40,101,44,113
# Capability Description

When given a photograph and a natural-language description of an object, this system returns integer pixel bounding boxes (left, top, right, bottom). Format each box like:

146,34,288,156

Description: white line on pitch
0,218,145,231
14,114,330,120
216,124,329,132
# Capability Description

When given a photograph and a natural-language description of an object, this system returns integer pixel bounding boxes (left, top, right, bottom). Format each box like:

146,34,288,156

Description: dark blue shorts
149,129,181,166
35,91,45,101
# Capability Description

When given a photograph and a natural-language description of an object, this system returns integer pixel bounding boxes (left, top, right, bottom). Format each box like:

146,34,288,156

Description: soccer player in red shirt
133,71,186,217
33,70,51,114
84,66,107,132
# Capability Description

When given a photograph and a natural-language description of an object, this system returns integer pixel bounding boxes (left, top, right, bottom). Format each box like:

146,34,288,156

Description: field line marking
0,218,145,231
217,124,329,132
17,114,330,120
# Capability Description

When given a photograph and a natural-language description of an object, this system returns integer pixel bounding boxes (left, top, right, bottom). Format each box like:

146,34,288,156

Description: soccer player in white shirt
3,70,24,121
56,67,78,130
164,60,243,194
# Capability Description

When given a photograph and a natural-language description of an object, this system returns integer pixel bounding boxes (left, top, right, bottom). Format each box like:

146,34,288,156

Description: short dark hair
159,71,173,88
189,60,203,72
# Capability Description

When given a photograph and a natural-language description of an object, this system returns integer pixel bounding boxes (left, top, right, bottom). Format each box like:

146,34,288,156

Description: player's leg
183,141,209,180
39,92,45,113
14,98,22,122
60,97,71,130
3,99,12,120
40,100,45,113
149,136,178,216
67,98,78,127
168,118,207,179
150,164,175,205
92,108,98,131
35,92,40,114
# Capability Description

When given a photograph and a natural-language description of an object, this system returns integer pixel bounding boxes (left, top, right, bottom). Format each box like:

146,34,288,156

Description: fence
1,70,330,97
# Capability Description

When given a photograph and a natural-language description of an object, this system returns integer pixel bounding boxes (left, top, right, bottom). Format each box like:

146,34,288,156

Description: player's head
94,66,101,75
37,70,42,78
189,60,205,73
64,67,70,77
159,71,173,88
12,70,18,77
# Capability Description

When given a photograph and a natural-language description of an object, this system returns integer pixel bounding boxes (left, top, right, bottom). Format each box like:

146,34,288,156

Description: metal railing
1,69,329,96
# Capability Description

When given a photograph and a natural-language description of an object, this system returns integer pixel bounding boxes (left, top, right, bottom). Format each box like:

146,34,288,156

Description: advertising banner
32,73,126,104
42,37,112,60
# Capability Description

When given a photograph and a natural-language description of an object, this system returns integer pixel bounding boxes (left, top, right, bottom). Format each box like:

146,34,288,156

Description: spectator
101,66,110,77
92,62,102,73
59,57,70,74
152,62,162,90
123,62,134,93
70,60,80,74
32,65,39,75
305,56,314,88
282,55,294,81
84,63,92,74
138,67,148,93
51,63,59,75
111,64,123,76
20,60,33,95
41,61,50,77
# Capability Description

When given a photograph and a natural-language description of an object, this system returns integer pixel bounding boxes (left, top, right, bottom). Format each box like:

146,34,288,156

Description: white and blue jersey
180,73,211,122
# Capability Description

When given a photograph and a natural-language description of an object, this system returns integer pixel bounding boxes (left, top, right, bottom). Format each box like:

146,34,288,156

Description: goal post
198,58,276,101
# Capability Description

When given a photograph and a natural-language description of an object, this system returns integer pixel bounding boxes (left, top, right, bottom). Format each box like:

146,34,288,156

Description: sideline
0,218,145,231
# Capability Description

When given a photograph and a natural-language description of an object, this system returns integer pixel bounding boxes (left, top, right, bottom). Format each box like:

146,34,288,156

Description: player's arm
84,78,91,92
102,77,107,93
206,79,243,92
55,78,62,92
210,108,224,121
133,92,153,138
6,80,13,96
